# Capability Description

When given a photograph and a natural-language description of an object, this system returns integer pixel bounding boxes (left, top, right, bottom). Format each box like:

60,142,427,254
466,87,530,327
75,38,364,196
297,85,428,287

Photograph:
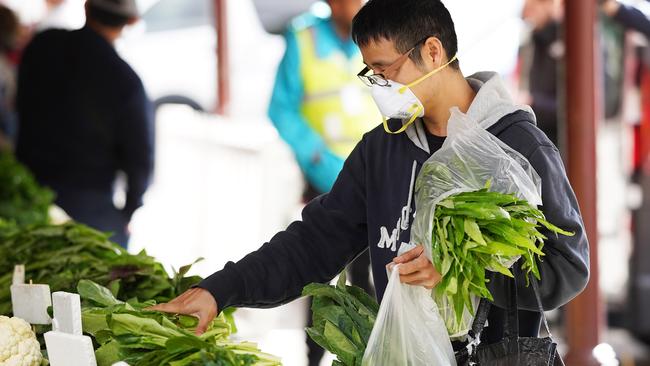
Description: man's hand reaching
147,287,218,335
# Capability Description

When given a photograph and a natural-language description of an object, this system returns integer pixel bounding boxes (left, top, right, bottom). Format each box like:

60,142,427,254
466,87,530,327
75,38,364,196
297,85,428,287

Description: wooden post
215,0,230,115
564,1,604,365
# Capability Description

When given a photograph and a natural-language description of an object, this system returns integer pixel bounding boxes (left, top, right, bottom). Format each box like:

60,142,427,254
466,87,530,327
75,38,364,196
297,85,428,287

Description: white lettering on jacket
377,161,418,252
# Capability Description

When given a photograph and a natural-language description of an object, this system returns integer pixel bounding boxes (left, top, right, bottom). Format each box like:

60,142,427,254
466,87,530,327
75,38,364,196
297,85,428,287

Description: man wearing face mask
151,0,589,350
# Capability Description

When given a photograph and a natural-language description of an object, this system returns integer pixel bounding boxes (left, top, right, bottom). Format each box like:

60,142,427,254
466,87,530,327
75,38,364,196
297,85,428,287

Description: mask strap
382,104,423,134
398,54,459,94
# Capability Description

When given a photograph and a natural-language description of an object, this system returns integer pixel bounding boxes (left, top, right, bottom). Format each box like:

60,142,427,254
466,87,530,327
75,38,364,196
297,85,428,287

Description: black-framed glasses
357,36,432,87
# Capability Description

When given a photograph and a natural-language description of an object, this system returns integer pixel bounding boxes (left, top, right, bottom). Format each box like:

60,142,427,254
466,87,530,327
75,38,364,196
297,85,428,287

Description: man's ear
423,36,445,67
127,16,139,26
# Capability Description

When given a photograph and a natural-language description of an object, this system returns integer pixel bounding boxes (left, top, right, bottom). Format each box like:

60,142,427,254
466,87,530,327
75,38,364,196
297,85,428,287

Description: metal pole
215,0,230,115
564,1,603,365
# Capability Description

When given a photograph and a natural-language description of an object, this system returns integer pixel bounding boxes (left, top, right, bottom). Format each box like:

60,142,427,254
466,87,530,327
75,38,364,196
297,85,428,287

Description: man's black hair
87,4,131,28
351,0,459,69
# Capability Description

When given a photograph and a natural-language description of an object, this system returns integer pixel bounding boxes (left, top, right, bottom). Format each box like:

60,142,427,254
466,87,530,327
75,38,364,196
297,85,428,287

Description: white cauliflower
0,316,43,366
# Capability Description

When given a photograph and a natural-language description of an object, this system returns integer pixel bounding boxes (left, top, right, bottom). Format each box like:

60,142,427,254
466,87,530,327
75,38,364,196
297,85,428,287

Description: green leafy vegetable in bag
431,184,573,335
303,272,378,366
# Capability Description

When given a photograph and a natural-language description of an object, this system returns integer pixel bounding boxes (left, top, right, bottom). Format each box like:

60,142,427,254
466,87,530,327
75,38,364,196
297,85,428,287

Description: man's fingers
147,288,201,313
393,246,424,264
195,307,217,336
146,301,183,314
195,315,210,335
400,272,441,288
399,271,428,284
397,254,429,275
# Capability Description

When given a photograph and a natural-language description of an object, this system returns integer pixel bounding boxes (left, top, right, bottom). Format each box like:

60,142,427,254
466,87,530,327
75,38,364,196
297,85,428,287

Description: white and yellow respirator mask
371,54,458,134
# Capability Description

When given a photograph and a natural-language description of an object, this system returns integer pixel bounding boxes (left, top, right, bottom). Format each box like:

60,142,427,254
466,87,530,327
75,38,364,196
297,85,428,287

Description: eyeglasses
357,36,431,87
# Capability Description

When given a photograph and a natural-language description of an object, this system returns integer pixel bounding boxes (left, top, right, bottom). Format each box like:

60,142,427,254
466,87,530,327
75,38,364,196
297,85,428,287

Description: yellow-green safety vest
296,27,379,158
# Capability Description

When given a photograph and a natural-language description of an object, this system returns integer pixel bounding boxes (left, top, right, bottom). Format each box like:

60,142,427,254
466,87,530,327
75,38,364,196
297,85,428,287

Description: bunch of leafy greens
78,280,281,366
431,186,573,334
303,273,378,366
0,218,18,237
0,151,54,226
0,223,202,316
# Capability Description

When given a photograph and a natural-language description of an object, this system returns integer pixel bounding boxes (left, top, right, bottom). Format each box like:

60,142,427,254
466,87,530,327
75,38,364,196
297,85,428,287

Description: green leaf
95,340,121,366
323,320,358,366
165,336,209,354
440,256,452,277
78,280,123,307
306,327,330,352
447,276,458,295
337,270,348,290
536,218,575,236
488,259,514,278
464,218,486,246
471,240,526,257
452,216,465,245
437,199,455,209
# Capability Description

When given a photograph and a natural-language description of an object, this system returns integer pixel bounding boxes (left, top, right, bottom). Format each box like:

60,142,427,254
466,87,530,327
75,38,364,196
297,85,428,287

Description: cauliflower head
0,316,43,366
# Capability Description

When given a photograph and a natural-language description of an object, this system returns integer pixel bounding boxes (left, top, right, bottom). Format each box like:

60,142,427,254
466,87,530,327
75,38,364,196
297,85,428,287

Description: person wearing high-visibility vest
267,0,377,365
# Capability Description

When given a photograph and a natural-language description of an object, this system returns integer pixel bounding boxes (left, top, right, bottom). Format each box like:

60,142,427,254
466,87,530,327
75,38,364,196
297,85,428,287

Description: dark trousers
55,189,130,248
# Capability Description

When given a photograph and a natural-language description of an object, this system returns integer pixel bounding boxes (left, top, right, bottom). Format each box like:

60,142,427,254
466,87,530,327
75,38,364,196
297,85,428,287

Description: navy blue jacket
15,26,153,220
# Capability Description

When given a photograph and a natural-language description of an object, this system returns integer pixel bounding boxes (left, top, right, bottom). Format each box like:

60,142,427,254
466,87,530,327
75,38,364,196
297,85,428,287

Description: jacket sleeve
116,82,155,220
487,144,590,311
197,137,369,310
267,30,343,193
613,4,650,39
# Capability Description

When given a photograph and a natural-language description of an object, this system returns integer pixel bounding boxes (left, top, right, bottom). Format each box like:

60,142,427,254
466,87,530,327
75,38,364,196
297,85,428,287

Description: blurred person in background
0,4,18,149
602,0,650,38
519,0,564,146
15,0,154,248
267,0,378,364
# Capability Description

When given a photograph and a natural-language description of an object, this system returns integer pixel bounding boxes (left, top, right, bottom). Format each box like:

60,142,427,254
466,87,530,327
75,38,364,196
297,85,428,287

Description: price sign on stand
45,292,97,366
10,265,52,324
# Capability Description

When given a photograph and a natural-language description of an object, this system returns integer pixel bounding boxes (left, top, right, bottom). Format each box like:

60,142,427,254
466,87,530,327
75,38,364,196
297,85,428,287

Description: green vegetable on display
0,152,54,227
78,280,281,366
0,223,201,317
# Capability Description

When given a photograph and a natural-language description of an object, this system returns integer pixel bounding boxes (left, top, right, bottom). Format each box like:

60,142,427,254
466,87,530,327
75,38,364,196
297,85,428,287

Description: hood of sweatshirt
404,71,536,154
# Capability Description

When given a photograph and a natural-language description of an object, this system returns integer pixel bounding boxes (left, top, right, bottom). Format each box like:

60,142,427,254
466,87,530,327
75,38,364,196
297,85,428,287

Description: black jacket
15,26,154,220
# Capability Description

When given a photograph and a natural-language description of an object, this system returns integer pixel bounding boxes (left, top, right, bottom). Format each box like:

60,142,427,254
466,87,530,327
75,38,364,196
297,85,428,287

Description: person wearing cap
15,0,153,248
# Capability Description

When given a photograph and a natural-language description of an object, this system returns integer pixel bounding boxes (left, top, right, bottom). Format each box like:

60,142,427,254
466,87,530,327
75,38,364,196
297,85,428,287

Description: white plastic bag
410,107,543,337
362,263,456,366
